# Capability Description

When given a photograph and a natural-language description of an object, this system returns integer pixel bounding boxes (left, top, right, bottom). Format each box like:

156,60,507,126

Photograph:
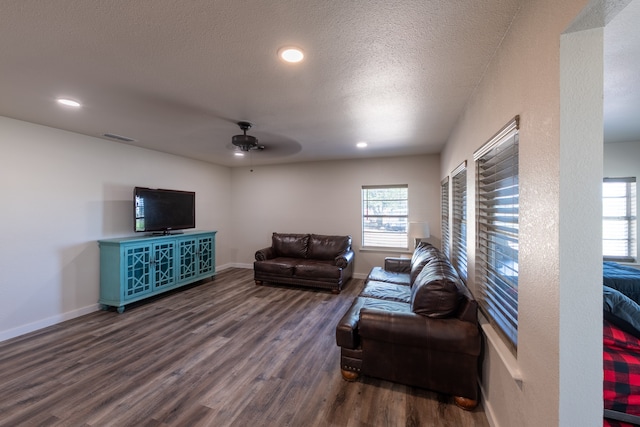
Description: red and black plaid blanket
604,319,640,427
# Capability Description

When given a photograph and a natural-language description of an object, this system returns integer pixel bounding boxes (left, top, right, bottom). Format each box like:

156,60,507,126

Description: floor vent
102,133,136,143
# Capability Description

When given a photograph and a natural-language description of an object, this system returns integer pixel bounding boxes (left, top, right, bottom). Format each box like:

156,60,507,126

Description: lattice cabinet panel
198,236,214,275
124,245,152,297
178,237,198,282
99,231,216,313
153,241,176,289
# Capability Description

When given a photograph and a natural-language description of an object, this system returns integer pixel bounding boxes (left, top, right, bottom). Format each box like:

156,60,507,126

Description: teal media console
98,230,216,313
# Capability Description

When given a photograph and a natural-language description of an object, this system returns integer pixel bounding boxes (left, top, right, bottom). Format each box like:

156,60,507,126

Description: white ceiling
0,1,637,167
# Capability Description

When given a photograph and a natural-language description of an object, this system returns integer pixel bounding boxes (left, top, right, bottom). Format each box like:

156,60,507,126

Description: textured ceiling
0,1,636,167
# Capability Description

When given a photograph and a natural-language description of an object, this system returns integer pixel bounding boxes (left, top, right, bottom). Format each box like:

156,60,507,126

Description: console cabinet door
123,243,153,299
152,240,176,290
197,235,215,276
178,237,199,282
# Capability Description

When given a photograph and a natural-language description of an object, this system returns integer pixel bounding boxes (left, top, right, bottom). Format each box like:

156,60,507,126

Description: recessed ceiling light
278,47,304,63
57,98,81,108
357,142,368,148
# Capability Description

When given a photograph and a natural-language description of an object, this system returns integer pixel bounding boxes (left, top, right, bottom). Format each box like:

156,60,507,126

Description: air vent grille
102,133,136,143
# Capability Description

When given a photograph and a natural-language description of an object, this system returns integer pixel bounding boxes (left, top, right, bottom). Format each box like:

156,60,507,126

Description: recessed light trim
357,142,368,148
57,98,81,108
278,47,304,63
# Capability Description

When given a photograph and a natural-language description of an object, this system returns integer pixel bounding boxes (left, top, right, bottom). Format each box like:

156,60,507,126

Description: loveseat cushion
410,257,462,318
295,260,343,280
253,258,298,277
308,234,351,260
272,233,309,258
360,280,412,303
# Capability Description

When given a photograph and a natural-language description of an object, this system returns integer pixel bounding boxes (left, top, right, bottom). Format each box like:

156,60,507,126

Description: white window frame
361,185,409,249
603,177,637,262
451,162,467,280
441,177,451,258
475,116,519,350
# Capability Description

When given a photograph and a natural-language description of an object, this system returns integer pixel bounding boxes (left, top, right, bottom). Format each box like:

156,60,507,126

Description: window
603,177,637,262
475,116,519,349
441,178,451,258
362,185,409,248
451,163,467,280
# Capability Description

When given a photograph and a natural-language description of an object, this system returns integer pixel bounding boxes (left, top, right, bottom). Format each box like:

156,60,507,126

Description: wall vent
102,133,136,143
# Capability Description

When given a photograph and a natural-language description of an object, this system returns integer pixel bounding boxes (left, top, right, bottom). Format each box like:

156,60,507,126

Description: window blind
474,116,519,349
441,177,450,258
603,177,637,262
451,163,467,281
361,185,409,248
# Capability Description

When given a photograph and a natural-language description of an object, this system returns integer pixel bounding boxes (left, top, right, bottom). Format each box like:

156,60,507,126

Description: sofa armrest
255,246,275,261
359,308,481,355
384,257,411,273
335,249,355,268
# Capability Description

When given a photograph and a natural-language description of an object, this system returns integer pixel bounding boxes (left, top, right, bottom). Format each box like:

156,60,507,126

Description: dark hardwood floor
0,268,489,427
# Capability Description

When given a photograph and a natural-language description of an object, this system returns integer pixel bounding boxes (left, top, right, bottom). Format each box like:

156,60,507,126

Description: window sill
359,246,413,254
479,313,523,386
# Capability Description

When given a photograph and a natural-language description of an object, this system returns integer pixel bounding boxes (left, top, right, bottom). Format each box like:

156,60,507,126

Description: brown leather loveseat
254,233,354,293
335,242,481,409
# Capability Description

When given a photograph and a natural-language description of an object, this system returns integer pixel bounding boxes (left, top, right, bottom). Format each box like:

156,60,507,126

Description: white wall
0,116,232,341
228,155,441,277
440,0,607,425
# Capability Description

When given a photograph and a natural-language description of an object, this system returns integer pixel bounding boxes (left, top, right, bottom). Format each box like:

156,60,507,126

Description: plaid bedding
604,319,640,427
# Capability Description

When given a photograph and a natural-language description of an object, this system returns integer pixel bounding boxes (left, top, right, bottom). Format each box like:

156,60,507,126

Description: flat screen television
134,187,195,234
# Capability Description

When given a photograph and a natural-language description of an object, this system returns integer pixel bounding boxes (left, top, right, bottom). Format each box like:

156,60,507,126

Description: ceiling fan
232,121,265,152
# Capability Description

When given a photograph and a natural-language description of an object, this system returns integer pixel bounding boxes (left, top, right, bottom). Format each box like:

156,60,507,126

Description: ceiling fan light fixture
231,121,264,152
278,47,304,63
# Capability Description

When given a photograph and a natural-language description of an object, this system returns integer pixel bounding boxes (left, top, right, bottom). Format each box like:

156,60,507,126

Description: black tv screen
134,187,195,233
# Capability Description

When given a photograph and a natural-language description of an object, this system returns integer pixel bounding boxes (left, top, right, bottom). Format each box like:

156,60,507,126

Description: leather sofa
335,242,481,409
254,233,355,293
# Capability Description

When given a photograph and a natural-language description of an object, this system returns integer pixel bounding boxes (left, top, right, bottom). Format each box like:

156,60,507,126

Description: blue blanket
603,261,640,304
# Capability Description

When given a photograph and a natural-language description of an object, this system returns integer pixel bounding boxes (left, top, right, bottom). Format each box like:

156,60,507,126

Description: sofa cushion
272,233,309,258
308,234,351,260
411,259,462,318
336,297,409,349
366,266,410,286
253,258,298,277
410,242,439,286
360,281,412,303
294,260,342,280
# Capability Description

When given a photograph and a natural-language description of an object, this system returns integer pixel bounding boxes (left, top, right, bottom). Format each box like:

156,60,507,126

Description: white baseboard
0,303,100,343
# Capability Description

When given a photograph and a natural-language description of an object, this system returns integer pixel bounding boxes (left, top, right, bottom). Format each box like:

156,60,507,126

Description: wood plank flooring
0,268,490,427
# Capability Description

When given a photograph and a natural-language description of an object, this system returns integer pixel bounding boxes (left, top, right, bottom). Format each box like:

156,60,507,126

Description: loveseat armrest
384,257,411,273
255,246,275,261
335,249,355,268
359,308,481,356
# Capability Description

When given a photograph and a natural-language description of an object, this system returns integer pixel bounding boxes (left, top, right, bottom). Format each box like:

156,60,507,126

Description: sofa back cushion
411,256,462,318
409,242,440,286
307,234,351,260
272,233,309,258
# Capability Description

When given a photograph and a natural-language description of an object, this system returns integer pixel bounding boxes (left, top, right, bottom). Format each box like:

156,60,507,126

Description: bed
603,261,640,426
